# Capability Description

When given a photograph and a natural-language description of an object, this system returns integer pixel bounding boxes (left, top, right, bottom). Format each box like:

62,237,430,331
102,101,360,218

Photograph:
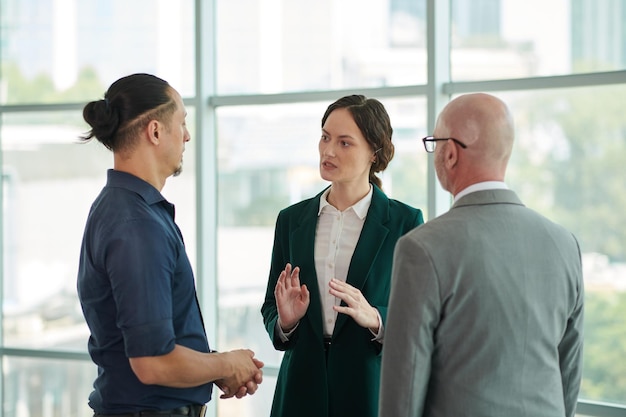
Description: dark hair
321,95,394,189
80,73,176,151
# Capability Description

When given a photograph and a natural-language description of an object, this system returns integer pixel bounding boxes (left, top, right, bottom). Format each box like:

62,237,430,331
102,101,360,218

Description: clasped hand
215,350,264,399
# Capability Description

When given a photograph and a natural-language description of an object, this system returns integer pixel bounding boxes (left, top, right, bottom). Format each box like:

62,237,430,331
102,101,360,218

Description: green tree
580,291,626,403
509,87,626,405
1,62,104,105
513,87,626,262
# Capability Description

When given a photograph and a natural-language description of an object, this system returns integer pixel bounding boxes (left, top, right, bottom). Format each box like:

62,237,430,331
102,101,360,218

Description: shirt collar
454,181,508,204
318,185,373,220
106,169,166,205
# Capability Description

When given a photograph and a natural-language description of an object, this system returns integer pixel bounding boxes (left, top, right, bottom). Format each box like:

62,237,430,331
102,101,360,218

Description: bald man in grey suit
379,93,584,417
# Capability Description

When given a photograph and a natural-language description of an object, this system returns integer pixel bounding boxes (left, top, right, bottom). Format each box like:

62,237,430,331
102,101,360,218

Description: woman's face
319,108,375,187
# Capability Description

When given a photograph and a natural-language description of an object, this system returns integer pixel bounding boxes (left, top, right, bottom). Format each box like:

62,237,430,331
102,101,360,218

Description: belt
323,337,332,351
95,404,207,417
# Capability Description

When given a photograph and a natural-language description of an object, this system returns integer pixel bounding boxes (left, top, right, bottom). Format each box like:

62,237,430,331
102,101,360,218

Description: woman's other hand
329,278,380,332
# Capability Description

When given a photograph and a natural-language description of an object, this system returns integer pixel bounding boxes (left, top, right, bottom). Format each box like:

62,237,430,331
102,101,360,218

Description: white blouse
277,186,383,342
315,186,372,336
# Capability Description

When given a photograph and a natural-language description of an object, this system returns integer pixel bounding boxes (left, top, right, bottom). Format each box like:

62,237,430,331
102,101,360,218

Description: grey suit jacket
379,189,584,417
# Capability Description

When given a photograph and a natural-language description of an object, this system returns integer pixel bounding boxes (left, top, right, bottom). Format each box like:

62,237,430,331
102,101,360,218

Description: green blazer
261,185,423,417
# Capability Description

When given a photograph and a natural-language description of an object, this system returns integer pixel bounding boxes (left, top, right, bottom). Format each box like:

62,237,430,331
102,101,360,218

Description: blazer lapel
333,186,390,338
291,192,325,341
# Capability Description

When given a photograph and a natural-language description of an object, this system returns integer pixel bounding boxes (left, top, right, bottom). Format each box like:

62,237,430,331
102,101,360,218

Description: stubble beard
173,161,183,177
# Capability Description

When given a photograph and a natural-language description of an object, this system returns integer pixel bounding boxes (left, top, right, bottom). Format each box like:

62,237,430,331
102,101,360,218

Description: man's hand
215,350,264,399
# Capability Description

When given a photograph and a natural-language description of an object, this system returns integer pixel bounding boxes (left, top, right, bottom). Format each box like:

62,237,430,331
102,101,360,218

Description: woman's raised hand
274,263,310,331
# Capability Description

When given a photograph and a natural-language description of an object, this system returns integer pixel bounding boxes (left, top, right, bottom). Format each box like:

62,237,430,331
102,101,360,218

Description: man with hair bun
78,73,263,417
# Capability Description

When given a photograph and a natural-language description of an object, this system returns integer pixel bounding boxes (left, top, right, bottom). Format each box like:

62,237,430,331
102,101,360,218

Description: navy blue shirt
77,170,212,414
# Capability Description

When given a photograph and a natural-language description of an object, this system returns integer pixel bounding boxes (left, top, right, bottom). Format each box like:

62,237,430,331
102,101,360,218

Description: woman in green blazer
261,95,424,417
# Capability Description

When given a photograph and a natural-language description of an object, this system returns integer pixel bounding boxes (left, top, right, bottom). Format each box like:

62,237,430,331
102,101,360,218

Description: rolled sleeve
123,319,176,357
107,218,179,358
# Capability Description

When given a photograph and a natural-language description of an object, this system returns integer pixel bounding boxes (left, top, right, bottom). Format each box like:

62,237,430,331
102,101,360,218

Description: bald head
433,93,515,194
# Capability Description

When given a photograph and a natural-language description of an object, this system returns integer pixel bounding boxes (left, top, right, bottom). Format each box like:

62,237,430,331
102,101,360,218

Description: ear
371,147,381,163
146,120,161,145
444,140,459,169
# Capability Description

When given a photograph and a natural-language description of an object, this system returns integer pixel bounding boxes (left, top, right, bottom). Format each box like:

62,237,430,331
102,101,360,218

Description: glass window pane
216,0,427,95
216,98,427,378
1,108,197,351
2,110,103,351
382,97,428,215
0,0,195,105
3,356,96,417
451,0,626,81
494,86,626,405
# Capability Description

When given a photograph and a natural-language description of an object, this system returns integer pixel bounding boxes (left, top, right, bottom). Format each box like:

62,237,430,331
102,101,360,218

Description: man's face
161,90,190,177
432,122,451,193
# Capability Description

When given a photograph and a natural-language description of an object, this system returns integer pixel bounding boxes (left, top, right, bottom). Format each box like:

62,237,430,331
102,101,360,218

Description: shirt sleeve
106,218,178,357
275,320,300,342
369,309,384,343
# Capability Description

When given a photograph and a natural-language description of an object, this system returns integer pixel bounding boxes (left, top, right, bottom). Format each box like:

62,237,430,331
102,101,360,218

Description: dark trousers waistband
323,337,332,351
95,404,206,417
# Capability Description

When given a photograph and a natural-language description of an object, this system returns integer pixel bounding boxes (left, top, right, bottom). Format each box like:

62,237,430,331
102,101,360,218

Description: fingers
252,357,265,369
275,269,287,292
254,370,263,384
216,381,230,397
219,381,258,399
275,263,309,330
245,379,258,395
290,266,300,287
217,379,237,399
329,277,355,292
282,263,300,285
329,278,359,305
218,351,264,400
219,386,242,399
274,263,300,292
328,279,378,329
241,348,255,359
282,263,292,289
235,385,248,398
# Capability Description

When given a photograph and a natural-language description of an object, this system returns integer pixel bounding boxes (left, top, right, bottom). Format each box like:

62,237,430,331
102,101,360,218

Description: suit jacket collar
452,188,524,209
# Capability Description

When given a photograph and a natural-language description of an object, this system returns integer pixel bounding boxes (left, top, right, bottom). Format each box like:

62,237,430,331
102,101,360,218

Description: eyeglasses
422,136,467,153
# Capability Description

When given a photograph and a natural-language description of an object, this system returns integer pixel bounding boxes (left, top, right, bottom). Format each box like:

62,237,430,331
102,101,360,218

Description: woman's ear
371,147,382,163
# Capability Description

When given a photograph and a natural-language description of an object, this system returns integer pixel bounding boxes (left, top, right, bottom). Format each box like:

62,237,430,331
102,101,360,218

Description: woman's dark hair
80,73,176,151
321,95,394,189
